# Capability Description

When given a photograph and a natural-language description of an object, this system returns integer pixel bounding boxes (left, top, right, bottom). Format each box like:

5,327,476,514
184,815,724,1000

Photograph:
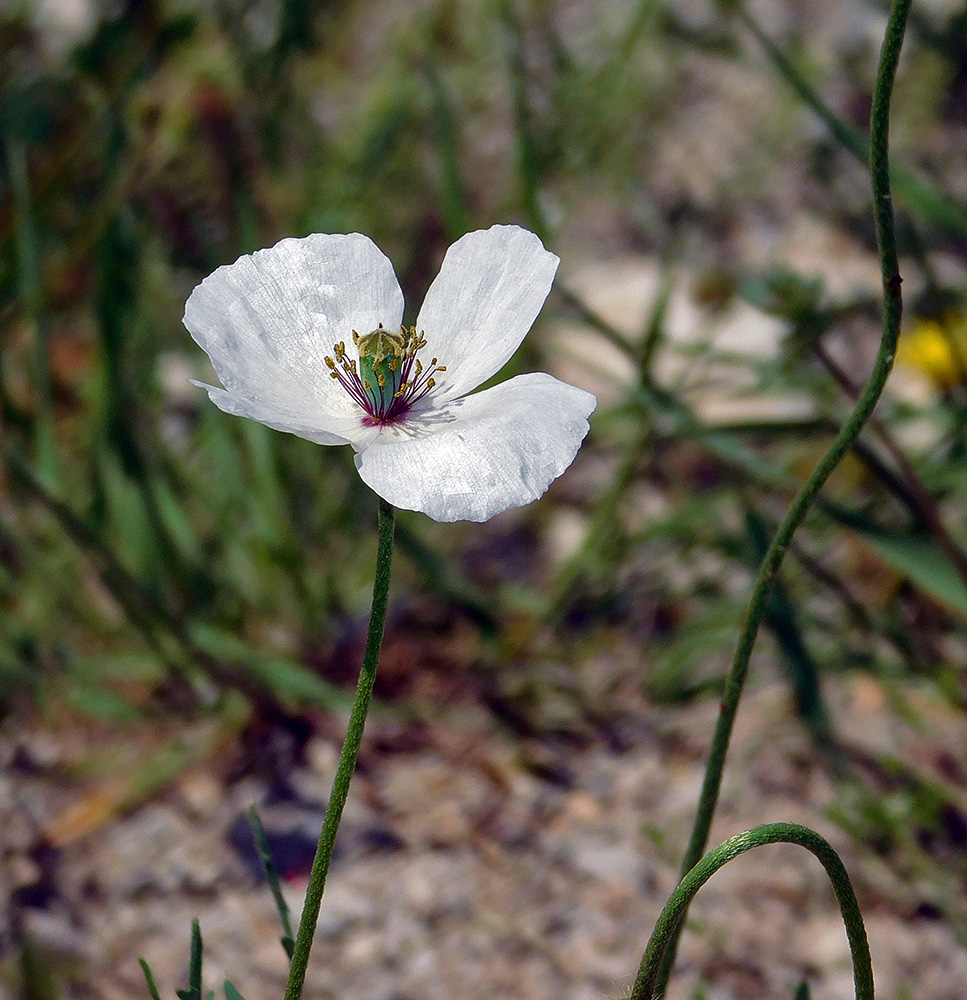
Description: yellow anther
327,323,446,420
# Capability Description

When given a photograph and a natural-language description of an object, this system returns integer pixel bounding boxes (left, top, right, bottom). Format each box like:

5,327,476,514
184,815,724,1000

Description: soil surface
4,660,967,1000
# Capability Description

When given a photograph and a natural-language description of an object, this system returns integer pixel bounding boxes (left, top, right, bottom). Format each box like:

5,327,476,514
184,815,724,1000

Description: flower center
325,324,447,424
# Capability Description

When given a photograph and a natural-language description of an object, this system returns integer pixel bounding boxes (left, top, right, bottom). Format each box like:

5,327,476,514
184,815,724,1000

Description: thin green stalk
650,0,910,993
555,283,638,358
630,823,874,1000
424,58,470,241
6,139,57,485
499,0,548,240
283,497,396,1000
249,803,296,958
176,919,203,1000
138,958,163,1000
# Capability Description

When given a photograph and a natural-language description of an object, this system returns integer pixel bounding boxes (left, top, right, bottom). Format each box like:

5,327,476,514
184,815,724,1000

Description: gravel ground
4,666,967,1000
4,1,967,997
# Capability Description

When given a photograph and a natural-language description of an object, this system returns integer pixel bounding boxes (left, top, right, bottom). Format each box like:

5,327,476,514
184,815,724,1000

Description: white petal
192,382,369,446
354,373,596,522
415,226,559,401
184,233,404,427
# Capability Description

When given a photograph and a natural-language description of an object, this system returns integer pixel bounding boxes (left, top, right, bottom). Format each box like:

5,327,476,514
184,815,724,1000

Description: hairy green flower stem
631,824,874,1000
283,497,396,1000
649,0,911,993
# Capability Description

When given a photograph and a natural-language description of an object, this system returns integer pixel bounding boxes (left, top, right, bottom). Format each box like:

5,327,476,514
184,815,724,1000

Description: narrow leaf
249,803,296,959
139,958,163,1000
858,530,967,616
176,919,203,1000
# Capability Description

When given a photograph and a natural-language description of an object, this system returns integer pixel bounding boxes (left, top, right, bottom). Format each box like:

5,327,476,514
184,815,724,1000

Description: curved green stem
630,823,874,1000
283,497,396,1000
650,0,910,992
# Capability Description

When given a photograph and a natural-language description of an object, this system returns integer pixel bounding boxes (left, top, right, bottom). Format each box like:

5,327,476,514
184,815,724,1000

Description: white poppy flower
184,224,596,522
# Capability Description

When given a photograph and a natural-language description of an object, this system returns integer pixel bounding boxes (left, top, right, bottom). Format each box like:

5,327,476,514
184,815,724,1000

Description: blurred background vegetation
3,0,967,963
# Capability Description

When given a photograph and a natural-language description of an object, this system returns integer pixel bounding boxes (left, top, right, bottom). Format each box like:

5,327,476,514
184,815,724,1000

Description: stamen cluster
325,324,447,424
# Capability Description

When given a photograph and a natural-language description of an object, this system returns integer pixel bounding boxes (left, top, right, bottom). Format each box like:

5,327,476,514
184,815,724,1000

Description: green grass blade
858,529,967,617
249,803,296,959
499,0,548,238
5,138,57,485
176,919,203,1000
736,1,967,239
139,958,163,1000
423,59,470,241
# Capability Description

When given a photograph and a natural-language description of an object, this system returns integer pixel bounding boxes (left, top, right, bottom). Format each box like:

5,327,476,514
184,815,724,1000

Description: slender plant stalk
649,0,911,993
6,139,58,486
138,958,163,1000
283,497,396,1000
424,58,470,241
249,803,296,958
499,0,548,240
630,823,874,1000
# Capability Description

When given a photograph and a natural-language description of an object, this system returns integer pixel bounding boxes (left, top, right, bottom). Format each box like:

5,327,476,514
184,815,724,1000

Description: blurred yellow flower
897,314,967,391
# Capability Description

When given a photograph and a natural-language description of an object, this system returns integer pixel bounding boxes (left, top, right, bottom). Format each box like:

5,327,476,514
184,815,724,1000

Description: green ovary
357,327,405,416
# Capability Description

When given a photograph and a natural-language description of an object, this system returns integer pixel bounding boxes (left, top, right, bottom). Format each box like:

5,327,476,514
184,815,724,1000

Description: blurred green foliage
0,0,686,719
2,0,967,916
